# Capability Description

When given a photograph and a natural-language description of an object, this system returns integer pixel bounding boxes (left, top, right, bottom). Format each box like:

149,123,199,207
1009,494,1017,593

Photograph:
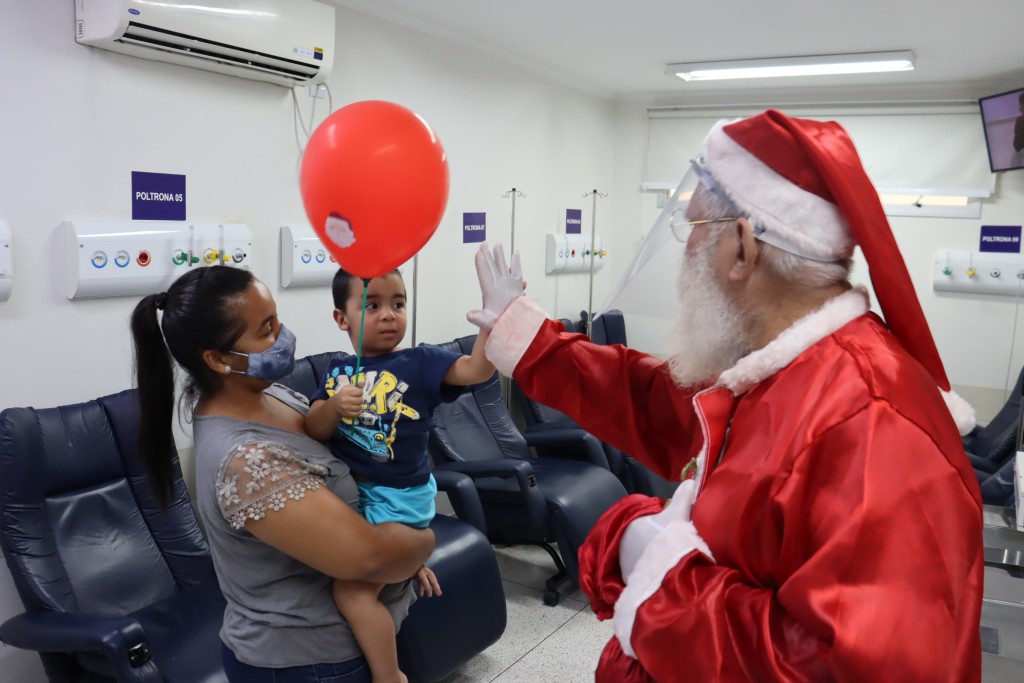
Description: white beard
667,239,753,388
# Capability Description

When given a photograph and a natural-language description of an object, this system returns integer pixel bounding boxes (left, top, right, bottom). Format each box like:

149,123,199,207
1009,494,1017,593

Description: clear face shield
597,163,705,317
624,156,745,269
668,156,749,244
594,159,748,351
600,157,750,313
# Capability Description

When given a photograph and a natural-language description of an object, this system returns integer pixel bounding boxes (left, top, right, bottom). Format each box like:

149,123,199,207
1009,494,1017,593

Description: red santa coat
486,289,983,683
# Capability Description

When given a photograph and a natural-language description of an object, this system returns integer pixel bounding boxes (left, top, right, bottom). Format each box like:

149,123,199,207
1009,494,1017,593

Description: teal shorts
356,474,437,528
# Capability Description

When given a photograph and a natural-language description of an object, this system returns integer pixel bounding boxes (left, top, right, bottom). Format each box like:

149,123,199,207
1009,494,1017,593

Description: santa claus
467,110,984,682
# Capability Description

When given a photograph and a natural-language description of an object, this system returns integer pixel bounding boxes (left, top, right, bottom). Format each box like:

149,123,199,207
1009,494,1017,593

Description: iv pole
411,254,419,347
581,189,607,337
499,187,526,403
501,187,526,255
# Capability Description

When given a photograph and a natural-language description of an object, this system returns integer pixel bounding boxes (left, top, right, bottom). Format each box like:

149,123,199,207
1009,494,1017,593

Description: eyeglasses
669,210,740,243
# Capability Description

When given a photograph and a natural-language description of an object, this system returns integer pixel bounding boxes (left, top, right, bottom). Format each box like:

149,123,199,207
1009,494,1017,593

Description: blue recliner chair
0,389,226,683
425,335,627,606
517,318,678,499
280,353,507,681
966,366,1023,507
590,309,627,346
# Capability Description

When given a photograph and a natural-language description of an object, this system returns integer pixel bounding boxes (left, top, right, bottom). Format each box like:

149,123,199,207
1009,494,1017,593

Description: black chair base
534,542,569,606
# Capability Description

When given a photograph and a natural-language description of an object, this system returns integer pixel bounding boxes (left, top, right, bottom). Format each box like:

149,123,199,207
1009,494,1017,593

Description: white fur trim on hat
703,120,854,263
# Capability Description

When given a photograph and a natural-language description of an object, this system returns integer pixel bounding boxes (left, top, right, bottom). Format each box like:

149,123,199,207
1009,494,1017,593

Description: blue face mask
230,324,297,382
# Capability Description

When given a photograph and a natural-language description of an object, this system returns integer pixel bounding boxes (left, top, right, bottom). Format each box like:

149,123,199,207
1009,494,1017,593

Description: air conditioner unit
75,0,335,87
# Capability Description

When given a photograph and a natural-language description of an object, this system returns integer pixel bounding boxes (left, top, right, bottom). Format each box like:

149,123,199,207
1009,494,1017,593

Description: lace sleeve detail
216,441,330,530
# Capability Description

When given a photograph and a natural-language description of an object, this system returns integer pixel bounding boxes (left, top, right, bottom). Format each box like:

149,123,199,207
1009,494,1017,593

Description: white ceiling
331,0,1024,105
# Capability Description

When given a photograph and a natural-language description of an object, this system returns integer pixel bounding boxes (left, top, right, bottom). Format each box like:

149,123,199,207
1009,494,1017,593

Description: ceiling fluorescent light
667,51,914,82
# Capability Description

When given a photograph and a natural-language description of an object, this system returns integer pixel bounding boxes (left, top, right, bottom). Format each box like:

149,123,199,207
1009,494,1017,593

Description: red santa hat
701,109,975,435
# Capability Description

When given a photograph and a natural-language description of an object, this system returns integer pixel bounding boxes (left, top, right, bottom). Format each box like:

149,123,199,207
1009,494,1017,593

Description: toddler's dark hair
331,268,403,309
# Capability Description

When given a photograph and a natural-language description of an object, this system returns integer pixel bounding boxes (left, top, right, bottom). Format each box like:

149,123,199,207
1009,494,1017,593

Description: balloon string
353,279,370,388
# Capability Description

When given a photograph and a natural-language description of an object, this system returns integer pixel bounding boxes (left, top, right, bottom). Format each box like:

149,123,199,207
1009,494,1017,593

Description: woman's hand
414,565,441,597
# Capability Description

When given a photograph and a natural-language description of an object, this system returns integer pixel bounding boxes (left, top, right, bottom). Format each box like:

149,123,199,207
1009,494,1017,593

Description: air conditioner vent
74,0,335,88
121,22,319,82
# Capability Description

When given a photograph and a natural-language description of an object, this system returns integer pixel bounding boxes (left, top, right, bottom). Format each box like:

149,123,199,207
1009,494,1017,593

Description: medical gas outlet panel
933,251,1024,297
545,234,607,274
280,224,337,288
63,221,252,300
0,220,12,303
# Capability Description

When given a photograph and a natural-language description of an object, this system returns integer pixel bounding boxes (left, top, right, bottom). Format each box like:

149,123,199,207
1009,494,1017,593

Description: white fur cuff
942,388,977,436
612,519,713,659
484,297,550,377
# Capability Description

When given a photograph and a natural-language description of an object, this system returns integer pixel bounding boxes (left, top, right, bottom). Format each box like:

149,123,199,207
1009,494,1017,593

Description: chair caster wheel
543,590,560,606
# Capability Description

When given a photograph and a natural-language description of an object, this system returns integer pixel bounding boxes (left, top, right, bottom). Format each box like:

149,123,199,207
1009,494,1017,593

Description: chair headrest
422,335,476,357
278,351,348,400
592,309,626,346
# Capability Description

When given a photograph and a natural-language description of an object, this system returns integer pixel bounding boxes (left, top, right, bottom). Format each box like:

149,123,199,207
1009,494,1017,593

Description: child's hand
333,384,364,419
414,565,441,597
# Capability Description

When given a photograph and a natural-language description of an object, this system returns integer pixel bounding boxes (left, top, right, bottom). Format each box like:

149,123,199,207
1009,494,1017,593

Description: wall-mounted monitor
979,87,1024,173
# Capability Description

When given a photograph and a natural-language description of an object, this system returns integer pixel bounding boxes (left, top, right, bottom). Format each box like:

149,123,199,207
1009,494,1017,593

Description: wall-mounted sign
566,208,582,234
132,171,186,221
979,225,1022,253
463,212,486,243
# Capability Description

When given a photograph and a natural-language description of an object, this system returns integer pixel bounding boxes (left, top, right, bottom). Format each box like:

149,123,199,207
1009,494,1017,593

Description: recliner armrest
432,469,487,534
523,419,579,433
525,429,610,470
434,460,547,531
967,450,1001,475
1,610,162,682
434,459,532,479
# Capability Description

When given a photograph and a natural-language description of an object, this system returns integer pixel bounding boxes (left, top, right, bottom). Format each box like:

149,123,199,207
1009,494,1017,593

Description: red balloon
300,100,449,278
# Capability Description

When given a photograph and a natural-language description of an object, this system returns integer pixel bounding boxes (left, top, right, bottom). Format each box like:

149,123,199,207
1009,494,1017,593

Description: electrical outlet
308,84,327,99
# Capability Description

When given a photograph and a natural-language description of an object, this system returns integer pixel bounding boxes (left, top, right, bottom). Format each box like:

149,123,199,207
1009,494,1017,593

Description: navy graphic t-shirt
311,346,462,488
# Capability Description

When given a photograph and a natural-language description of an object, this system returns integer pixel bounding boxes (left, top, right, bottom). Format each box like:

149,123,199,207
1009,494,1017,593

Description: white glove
467,243,525,331
618,479,697,579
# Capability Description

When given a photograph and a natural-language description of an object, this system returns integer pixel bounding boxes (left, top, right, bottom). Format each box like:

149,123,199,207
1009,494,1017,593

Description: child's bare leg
332,578,406,683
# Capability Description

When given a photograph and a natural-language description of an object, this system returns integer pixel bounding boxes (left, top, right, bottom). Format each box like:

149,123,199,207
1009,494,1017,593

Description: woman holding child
130,265,435,683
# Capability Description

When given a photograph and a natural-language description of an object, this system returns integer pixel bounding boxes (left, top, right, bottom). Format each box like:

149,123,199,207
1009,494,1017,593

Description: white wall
0,3,616,414
0,3,616,679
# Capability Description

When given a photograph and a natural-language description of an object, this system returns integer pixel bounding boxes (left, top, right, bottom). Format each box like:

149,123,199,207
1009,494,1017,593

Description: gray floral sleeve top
194,384,415,669
217,440,327,529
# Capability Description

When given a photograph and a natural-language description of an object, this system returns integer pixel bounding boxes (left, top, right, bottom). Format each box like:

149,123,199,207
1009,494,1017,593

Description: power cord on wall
290,82,334,167
1003,270,1024,403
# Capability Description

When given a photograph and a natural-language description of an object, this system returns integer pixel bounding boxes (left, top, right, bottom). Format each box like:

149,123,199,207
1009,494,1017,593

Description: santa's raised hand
467,243,525,331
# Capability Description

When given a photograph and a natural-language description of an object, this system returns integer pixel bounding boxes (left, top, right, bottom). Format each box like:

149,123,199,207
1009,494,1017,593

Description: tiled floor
437,544,610,683
981,566,1024,683
437,546,1024,683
